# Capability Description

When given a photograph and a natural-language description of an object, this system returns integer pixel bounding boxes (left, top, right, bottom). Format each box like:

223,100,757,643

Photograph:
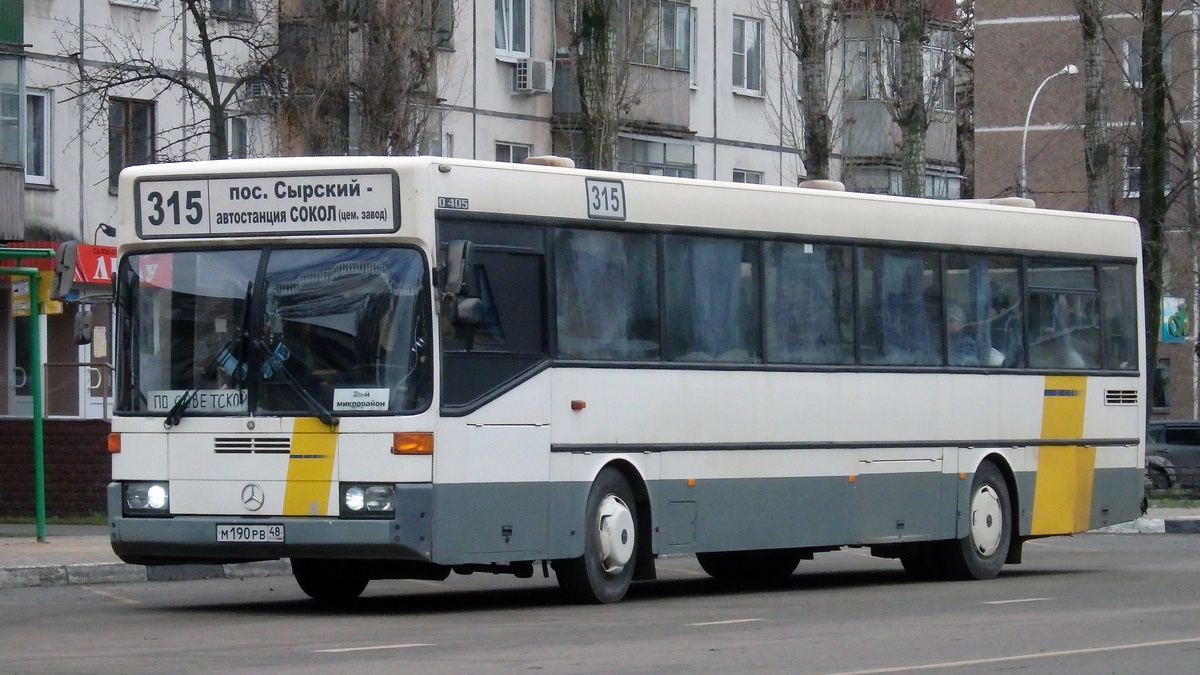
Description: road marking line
657,564,707,577
80,586,139,605
982,597,1052,605
314,643,435,654
687,618,762,627
1026,540,1094,552
825,636,1200,674
402,578,443,588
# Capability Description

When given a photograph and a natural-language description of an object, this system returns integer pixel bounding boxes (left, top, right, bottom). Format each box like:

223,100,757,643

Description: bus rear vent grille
1104,389,1138,406
214,437,292,454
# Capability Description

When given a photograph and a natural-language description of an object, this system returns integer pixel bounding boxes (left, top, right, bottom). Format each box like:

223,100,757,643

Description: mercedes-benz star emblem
241,483,265,511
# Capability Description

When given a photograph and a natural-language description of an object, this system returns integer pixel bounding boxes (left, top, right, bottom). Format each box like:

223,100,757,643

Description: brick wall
0,419,110,518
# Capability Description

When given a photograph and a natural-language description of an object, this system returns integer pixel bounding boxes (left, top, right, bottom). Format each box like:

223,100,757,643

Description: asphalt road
2,534,1198,673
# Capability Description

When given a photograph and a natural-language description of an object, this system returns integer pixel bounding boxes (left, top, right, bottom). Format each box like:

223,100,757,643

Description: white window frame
1123,146,1140,198
732,169,763,184
211,0,254,21
1124,34,1172,89
25,90,52,186
633,1,692,72
732,16,763,95
227,114,249,159
495,0,531,60
496,141,532,163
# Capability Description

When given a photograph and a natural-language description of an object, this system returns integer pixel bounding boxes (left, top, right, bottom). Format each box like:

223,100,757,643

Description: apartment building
2,0,961,426
975,0,1198,418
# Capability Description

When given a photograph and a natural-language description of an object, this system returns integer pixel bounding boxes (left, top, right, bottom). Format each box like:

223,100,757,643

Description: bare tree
1072,0,1116,213
762,0,844,181
955,0,974,198
560,0,655,170
67,0,280,161
276,0,447,156
895,0,929,197
1141,0,1168,408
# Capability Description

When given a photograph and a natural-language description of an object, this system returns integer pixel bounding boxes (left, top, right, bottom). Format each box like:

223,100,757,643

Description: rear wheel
696,549,803,584
1146,466,1172,491
292,559,369,605
555,468,639,604
940,461,1012,580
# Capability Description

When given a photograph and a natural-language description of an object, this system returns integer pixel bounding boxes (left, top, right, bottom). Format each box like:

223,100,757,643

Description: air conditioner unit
246,78,271,100
514,58,553,94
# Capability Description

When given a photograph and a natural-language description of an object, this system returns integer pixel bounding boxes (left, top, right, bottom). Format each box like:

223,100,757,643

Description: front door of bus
438,220,551,559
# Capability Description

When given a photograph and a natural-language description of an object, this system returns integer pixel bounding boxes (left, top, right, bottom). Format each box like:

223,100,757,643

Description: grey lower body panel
108,483,432,566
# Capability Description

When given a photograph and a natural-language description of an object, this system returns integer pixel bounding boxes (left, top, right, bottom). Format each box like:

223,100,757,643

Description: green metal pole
28,272,46,543
0,251,57,543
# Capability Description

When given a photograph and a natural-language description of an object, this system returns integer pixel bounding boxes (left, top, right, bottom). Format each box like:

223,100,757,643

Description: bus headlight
124,482,170,515
341,484,395,516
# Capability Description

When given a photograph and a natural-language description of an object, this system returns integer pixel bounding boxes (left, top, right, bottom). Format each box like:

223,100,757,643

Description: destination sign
135,171,399,238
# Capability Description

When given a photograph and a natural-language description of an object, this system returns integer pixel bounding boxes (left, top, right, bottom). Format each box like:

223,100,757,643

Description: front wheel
941,461,1012,580
555,468,639,604
292,559,369,605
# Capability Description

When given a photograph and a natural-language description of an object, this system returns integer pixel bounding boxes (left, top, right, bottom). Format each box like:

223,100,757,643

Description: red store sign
74,245,118,285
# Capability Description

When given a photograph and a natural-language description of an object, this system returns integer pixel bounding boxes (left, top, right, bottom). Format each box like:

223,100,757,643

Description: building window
212,0,253,20
108,98,155,191
732,169,762,184
617,137,695,177
495,0,529,59
845,36,894,101
1124,145,1140,198
732,16,763,94
634,1,692,71
1124,34,1172,89
228,115,249,159
496,141,531,163
0,57,20,167
924,29,955,111
26,91,51,185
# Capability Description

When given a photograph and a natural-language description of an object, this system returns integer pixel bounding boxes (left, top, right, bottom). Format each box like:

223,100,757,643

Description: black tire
292,559,369,605
899,544,945,581
1146,466,1172,491
696,549,803,585
940,461,1012,581
555,468,639,604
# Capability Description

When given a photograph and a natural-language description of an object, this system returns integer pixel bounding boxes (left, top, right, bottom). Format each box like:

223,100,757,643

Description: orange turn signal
107,433,121,454
392,432,433,455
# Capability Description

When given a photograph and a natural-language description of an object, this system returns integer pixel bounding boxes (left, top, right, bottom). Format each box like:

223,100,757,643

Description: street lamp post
1019,64,1080,199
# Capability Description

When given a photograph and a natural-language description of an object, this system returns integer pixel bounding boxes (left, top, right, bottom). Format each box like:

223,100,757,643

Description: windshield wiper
253,338,340,427
164,282,252,428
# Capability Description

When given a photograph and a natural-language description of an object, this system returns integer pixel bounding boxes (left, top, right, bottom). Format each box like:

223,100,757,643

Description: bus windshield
115,247,432,418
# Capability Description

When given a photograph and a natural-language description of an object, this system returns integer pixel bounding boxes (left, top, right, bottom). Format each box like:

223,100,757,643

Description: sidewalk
0,523,289,589
1,510,1198,590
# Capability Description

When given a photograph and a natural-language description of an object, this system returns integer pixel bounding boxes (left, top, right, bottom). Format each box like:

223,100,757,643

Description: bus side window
439,224,547,412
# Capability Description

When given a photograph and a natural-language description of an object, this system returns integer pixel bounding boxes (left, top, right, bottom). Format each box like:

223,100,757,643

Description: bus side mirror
443,240,474,298
74,307,95,345
52,241,78,301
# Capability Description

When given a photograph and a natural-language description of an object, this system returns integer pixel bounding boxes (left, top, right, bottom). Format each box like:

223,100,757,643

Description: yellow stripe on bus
1030,375,1096,535
283,417,339,516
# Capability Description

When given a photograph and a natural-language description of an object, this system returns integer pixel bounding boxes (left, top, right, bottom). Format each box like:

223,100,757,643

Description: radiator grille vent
1104,389,1139,406
214,437,291,454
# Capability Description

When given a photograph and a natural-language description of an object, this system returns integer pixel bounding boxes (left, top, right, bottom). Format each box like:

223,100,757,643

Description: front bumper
107,482,433,565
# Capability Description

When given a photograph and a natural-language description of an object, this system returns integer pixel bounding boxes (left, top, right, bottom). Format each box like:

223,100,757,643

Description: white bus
108,157,1145,604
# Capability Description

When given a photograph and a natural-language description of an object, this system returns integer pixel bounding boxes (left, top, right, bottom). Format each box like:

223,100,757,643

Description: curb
0,559,292,590
1091,517,1200,535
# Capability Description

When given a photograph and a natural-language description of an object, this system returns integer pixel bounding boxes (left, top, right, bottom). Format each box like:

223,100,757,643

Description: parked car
1146,420,1200,490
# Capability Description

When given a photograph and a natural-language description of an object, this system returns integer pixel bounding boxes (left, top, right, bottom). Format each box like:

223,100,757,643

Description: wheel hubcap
970,485,1003,557
596,494,635,575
